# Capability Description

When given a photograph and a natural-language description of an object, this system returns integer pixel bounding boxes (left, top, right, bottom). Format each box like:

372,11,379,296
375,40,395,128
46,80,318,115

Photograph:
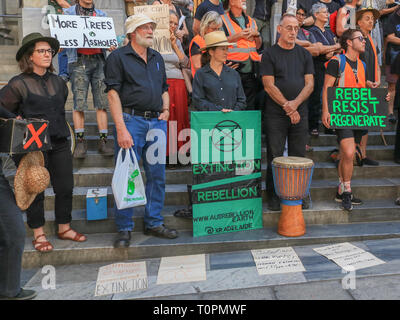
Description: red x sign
23,123,48,150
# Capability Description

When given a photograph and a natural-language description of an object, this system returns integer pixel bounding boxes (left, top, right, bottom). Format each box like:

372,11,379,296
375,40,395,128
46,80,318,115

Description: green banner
191,111,263,237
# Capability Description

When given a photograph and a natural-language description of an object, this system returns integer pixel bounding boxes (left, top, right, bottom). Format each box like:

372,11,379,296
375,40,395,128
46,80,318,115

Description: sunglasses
351,36,367,42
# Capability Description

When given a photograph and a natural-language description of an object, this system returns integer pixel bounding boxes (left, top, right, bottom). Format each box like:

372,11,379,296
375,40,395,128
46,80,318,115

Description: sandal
32,234,53,253
57,228,87,242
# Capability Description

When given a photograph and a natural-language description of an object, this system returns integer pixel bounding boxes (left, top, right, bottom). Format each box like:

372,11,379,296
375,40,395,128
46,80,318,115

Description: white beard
136,32,153,48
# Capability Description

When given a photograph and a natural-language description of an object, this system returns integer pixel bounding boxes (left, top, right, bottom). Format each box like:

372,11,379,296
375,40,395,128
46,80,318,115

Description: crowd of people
1,0,400,299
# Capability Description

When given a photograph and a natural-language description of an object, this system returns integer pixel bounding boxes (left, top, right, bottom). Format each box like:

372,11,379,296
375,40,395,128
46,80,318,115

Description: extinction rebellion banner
327,87,388,129
191,111,263,237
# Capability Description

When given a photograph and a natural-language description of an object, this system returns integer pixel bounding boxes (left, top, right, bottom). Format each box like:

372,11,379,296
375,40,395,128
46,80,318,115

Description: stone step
21,221,400,268
41,178,400,210
309,132,396,147
23,199,400,238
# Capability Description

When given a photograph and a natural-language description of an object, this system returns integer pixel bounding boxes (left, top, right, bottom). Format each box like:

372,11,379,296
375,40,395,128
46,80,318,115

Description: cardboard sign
252,247,306,275
0,118,51,154
95,262,148,297
327,87,388,129
191,111,263,237
48,14,117,48
134,5,172,54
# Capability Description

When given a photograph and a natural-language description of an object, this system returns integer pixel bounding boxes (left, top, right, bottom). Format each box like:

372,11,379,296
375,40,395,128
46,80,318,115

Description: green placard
327,87,388,129
191,111,263,237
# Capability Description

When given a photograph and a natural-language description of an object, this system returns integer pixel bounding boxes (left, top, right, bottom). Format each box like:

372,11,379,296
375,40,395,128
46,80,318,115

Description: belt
122,107,160,119
77,53,103,59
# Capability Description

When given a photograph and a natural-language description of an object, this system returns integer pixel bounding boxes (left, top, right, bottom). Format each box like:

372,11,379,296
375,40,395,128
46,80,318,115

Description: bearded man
104,14,179,248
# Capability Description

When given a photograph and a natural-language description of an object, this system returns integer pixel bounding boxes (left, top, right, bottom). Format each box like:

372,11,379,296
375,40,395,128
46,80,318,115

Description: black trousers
0,161,26,297
395,116,400,161
265,113,309,198
308,61,325,132
239,72,262,110
13,138,74,229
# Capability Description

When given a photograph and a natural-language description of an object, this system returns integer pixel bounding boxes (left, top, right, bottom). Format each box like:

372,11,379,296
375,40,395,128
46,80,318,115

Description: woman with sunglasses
0,33,87,252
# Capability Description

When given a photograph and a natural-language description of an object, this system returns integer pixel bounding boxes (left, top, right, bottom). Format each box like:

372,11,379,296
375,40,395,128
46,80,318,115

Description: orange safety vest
325,54,366,88
189,35,206,77
221,12,261,62
367,34,379,83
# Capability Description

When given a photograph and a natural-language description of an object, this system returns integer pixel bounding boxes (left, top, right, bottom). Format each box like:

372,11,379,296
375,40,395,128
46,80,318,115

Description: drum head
272,156,314,168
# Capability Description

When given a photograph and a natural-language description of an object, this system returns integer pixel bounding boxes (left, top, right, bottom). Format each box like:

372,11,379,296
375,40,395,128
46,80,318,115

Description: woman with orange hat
0,33,87,253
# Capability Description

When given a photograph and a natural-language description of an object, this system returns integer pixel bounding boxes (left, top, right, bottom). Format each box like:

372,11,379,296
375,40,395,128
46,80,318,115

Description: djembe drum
272,156,314,237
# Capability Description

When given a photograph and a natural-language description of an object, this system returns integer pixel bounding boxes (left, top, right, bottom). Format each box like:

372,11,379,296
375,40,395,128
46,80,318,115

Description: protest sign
191,111,263,237
134,4,173,54
95,262,148,297
48,14,117,49
251,247,306,275
327,87,388,129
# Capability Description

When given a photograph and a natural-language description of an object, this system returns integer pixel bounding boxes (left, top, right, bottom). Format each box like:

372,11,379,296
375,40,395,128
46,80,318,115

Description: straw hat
356,7,380,22
16,33,59,62
14,152,50,211
200,31,235,51
125,13,157,34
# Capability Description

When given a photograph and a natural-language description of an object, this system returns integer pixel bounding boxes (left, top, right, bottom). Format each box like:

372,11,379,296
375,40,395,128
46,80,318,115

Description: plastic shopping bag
112,148,147,210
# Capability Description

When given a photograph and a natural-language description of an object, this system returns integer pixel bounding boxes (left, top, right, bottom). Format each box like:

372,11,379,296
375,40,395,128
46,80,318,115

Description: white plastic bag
112,148,147,210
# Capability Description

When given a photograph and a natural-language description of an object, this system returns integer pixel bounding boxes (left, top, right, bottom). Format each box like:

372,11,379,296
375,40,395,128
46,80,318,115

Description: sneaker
144,224,178,239
335,192,362,205
0,288,37,300
362,157,379,166
388,113,397,124
341,192,353,211
98,139,114,156
73,139,87,159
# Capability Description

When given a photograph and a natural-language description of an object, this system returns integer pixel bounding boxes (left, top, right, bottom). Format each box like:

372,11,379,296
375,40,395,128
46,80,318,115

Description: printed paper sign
251,247,306,275
95,262,148,296
48,14,117,48
313,242,366,260
156,254,206,285
332,251,385,271
327,87,388,129
134,4,172,54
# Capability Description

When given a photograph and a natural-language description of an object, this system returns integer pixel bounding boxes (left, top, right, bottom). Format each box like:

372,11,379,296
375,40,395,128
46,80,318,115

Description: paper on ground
313,242,366,260
251,247,306,275
95,262,148,297
332,251,385,271
157,254,207,285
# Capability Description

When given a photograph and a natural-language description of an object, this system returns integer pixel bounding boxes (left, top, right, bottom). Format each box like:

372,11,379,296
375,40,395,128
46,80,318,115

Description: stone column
0,0,13,40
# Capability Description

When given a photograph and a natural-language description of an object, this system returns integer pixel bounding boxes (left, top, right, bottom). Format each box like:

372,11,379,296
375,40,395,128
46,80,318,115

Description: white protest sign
251,247,306,275
313,242,366,260
134,4,173,54
48,14,117,49
95,262,148,297
156,254,207,285
332,251,385,271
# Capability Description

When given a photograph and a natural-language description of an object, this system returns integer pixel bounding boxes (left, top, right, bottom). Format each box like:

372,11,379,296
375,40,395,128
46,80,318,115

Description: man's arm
55,0,72,8
262,75,289,107
159,91,170,121
336,7,348,37
321,73,337,128
107,89,133,149
293,74,314,108
386,33,400,46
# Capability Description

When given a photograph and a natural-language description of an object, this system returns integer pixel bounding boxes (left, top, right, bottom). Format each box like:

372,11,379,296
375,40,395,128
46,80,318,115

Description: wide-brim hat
16,32,60,62
14,151,50,211
356,7,381,22
125,13,157,34
200,31,234,51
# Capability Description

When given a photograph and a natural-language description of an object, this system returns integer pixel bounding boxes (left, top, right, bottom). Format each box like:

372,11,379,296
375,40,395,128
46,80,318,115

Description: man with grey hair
104,14,179,248
307,2,341,136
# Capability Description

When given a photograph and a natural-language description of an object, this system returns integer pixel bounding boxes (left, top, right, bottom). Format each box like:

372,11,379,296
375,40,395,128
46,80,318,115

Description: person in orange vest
189,11,222,77
356,7,381,166
322,29,376,211
221,0,262,110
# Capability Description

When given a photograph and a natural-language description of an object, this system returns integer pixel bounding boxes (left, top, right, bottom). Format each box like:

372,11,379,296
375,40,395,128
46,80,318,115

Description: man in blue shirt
104,14,178,248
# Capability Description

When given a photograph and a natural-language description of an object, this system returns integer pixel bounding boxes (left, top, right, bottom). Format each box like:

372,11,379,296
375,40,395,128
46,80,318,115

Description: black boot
113,231,131,248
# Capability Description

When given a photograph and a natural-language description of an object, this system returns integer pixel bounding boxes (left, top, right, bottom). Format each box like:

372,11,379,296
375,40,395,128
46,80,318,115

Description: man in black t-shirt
261,14,315,211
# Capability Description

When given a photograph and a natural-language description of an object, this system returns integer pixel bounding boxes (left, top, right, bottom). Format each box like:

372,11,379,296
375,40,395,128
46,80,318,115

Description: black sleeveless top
0,72,70,139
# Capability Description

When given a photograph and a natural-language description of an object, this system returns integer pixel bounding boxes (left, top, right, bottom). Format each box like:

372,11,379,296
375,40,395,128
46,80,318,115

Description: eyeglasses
296,12,306,17
280,25,300,32
351,36,367,42
34,49,55,56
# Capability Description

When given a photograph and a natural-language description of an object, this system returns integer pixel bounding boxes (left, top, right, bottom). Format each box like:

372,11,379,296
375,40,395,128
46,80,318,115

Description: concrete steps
21,221,400,269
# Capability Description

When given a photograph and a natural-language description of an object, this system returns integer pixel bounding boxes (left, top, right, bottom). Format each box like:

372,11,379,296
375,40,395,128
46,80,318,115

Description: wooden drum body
272,156,314,237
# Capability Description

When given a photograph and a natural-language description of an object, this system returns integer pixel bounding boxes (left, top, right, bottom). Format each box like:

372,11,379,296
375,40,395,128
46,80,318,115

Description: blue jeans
69,55,108,111
113,113,167,231
58,50,69,78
